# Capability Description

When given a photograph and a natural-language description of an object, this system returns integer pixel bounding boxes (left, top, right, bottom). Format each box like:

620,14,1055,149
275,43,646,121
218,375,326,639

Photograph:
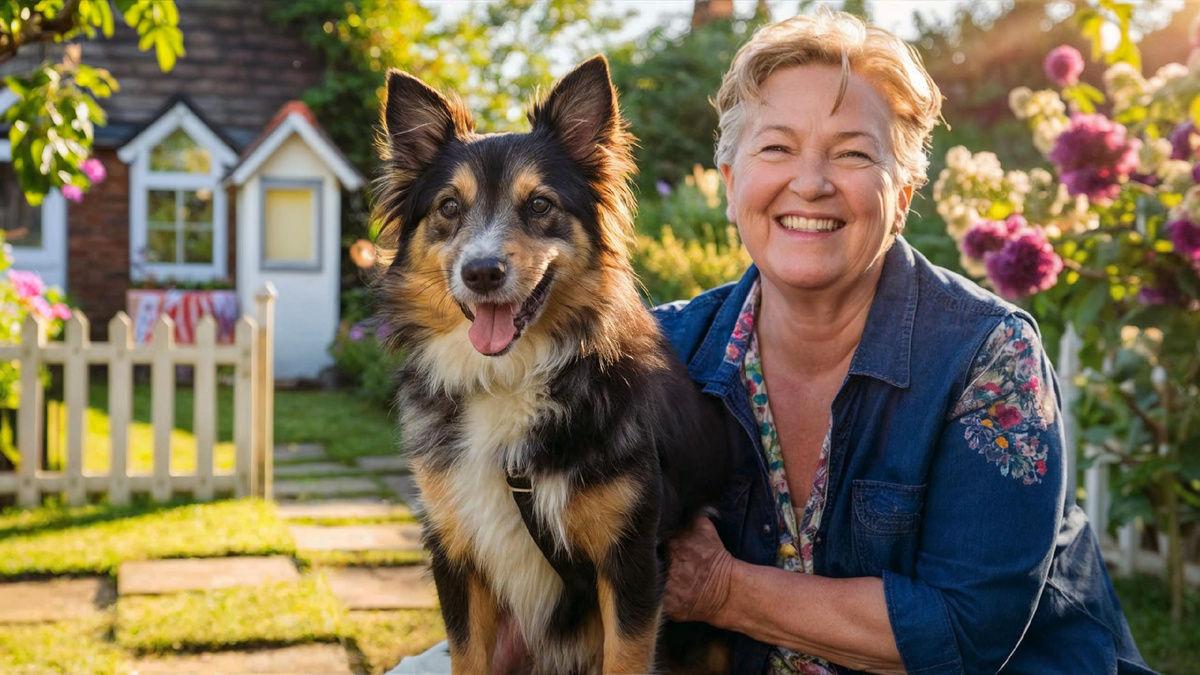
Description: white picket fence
1060,327,1200,586
0,284,277,507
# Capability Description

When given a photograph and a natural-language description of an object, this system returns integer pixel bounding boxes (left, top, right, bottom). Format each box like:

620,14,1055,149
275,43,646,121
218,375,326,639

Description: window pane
264,187,316,264
0,162,43,248
147,229,177,262
149,129,211,174
181,189,213,225
148,189,177,226
183,229,213,263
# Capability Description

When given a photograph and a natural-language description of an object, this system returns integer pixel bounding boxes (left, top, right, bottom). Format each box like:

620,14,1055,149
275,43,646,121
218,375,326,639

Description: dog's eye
439,199,459,218
529,197,551,215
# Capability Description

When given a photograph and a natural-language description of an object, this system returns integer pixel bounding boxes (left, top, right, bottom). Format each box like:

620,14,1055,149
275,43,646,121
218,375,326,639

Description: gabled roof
116,93,239,168
226,101,365,191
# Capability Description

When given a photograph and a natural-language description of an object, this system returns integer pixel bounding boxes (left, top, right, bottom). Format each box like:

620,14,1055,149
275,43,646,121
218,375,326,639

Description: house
0,0,364,379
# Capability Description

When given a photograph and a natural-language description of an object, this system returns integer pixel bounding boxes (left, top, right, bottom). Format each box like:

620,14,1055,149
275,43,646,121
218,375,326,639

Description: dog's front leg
598,532,662,674
427,532,501,673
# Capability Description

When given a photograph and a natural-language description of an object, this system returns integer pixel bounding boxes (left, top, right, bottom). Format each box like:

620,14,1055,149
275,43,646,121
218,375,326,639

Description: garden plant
932,1,1200,620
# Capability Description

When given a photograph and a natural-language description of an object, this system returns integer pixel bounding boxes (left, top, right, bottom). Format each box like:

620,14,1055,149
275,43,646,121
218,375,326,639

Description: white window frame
118,101,237,283
0,89,68,290
260,178,323,272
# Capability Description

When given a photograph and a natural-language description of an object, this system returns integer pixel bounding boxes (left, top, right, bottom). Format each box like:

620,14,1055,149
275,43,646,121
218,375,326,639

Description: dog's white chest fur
444,381,571,641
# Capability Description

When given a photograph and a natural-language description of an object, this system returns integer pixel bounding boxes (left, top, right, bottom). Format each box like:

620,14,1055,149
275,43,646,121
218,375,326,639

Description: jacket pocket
852,479,925,575
714,473,754,556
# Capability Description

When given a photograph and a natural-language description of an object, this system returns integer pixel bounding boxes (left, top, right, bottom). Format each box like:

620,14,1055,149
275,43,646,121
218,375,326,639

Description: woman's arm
666,516,905,674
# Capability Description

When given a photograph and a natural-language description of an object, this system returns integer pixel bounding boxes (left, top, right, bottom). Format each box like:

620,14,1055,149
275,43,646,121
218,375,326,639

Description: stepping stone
274,461,363,478
327,565,438,610
273,443,328,463
382,474,421,508
131,643,353,674
289,523,423,552
277,500,412,521
118,556,300,596
274,476,383,500
0,577,104,624
356,454,410,473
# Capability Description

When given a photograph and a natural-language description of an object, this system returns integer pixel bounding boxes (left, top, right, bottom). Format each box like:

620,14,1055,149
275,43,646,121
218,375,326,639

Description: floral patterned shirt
729,279,837,675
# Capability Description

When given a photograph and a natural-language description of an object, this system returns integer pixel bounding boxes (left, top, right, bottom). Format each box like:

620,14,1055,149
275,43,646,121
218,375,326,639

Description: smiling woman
655,8,1159,675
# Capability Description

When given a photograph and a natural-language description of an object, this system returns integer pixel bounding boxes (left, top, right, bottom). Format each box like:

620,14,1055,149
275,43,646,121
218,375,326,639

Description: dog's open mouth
462,269,555,356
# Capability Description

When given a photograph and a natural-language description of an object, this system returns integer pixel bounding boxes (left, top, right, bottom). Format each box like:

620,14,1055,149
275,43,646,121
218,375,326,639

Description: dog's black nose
461,257,507,293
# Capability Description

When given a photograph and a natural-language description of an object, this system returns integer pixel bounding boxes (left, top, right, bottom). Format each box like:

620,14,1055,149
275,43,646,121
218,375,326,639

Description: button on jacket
653,237,1156,675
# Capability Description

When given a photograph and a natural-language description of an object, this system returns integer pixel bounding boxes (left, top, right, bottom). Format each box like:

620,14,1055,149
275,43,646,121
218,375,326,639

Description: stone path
327,566,438,610
0,577,107,624
131,643,354,674
0,443,435,674
118,557,300,596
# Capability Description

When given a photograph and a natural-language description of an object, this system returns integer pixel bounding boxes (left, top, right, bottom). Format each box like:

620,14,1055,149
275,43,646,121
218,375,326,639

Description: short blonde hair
714,9,942,188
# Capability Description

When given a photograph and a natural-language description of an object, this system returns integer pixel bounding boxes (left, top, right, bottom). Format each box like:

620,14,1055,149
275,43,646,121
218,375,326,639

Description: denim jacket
653,238,1156,675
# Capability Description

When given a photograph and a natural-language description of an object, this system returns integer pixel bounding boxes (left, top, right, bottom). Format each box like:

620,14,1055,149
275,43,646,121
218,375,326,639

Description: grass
345,610,446,675
0,615,126,675
274,389,399,463
0,498,293,578
1114,575,1200,675
115,576,344,653
296,549,427,570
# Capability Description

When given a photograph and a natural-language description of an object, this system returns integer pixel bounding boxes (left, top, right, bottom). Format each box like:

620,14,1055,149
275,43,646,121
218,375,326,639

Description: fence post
108,313,134,506
151,315,176,502
194,315,217,501
233,317,258,498
254,283,277,500
64,313,90,506
17,316,46,507
1058,324,1079,501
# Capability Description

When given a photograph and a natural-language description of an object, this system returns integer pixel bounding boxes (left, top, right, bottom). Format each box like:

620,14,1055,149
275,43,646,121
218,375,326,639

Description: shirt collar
688,237,919,390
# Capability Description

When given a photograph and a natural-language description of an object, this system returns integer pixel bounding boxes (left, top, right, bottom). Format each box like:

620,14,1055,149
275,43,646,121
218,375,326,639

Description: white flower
1158,159,1194,194
1171,185,1200,222
1026,90,1067,119
1009,86,1034,120
1032,115,1069,155
1103,62,1147,111
1138,138,1173,176
1147,62,1189,94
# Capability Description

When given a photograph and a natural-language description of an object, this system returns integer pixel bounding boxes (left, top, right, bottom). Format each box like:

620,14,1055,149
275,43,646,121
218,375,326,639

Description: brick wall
67,149,130,339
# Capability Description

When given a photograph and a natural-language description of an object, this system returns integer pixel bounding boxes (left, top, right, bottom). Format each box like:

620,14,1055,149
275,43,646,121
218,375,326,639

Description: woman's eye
840,150,872,160
439,198,459,218
761,145,788,153
529,197,551,215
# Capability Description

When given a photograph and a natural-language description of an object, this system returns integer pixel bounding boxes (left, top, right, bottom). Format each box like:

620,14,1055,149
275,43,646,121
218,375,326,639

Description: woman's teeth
779,216,844,232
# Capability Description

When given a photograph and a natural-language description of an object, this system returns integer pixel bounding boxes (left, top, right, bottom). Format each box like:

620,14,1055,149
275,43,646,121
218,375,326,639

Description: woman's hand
664,514,736,624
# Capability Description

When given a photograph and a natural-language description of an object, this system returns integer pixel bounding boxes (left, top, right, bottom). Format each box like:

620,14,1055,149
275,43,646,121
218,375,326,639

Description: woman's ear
720,162,737,223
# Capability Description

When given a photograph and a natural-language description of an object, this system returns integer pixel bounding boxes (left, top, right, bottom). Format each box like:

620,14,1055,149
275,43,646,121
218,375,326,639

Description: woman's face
721,65,913,296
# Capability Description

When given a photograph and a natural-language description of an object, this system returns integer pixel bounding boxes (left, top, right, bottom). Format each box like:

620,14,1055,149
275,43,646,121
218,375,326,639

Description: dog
373,55,731,674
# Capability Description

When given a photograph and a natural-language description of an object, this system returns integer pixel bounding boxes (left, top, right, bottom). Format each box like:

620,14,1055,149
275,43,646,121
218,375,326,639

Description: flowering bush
933,5,1200,620
328,317,403,409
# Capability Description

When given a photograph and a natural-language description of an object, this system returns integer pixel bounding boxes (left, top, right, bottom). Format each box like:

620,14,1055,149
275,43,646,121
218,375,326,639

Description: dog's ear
529,55,624,165
382,70,474,172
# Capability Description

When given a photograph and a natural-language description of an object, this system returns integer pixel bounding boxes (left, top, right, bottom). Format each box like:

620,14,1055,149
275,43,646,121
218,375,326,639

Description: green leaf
1071,282,1110,332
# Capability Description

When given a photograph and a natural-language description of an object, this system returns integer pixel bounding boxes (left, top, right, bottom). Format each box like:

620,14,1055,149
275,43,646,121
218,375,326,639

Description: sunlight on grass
0,615,126,675
346,610,445,675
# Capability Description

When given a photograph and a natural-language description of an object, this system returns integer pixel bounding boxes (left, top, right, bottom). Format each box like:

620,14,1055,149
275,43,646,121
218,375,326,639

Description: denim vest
653,238,1156,675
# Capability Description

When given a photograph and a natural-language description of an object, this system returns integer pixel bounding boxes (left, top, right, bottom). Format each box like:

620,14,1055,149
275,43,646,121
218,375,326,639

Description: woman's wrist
705,555,743,630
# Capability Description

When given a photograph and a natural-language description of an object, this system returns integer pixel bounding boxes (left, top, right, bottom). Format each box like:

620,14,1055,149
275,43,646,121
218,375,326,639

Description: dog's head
374,56,636,359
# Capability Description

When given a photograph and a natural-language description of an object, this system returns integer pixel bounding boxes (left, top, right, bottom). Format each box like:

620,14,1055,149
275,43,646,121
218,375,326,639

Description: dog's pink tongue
468,303,517,355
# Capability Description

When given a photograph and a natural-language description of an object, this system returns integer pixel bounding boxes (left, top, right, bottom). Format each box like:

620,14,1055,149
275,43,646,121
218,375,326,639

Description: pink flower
1168,219,1200,260
61,184,83,202
984,227,1064,300
51,303,71,320
1044,45,1085,87
27,296,51,319
1049,113,1141,201
7,269,45,300
80,158,106,184
962,215,1025,261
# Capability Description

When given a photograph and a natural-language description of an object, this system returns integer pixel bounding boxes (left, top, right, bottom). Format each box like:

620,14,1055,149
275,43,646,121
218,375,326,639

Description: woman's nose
788,154,835,200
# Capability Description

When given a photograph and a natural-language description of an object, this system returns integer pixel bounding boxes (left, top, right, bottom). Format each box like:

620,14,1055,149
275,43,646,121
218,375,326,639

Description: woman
657,9,1155,675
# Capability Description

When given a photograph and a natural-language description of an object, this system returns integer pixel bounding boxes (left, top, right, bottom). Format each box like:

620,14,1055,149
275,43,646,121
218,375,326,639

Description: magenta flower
1168,219,1200,260
1192,163,1200,184
656,180,672,197
962,215,1024,261
348,325,365,342
61,184,83,202
1170,121,1197,161
50,302,71,320
1138,277,1182,306
80,158,106,184
984,227,1064,299
7,269,45,300
1049,113,1141,201
1044,45,1085,87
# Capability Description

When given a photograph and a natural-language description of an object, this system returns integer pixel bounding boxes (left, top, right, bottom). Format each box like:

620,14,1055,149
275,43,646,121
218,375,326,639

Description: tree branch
0,0,84,65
